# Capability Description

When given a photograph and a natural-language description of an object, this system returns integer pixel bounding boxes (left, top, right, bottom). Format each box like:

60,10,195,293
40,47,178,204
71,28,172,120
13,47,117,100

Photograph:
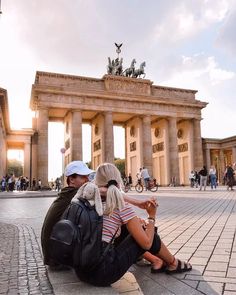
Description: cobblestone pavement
0,222,53,295
0,187,236,294
130,188,236,295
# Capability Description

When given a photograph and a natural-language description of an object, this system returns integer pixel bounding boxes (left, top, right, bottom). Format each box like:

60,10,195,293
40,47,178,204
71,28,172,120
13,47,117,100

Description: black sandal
165,259,192,274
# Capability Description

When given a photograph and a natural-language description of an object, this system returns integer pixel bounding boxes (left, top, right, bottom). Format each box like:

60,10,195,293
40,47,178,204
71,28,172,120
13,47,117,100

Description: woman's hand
123,195,158,210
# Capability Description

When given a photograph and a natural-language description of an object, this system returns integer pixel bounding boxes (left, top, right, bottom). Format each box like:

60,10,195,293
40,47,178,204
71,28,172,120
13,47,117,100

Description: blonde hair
95,163,125,215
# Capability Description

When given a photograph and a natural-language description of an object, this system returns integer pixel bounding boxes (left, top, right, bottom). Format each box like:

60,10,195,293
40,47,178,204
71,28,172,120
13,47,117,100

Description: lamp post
0,0,2,14
60,147,66,187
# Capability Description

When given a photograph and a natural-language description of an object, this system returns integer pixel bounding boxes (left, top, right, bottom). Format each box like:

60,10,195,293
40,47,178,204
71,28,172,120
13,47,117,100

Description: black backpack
49,198,103,271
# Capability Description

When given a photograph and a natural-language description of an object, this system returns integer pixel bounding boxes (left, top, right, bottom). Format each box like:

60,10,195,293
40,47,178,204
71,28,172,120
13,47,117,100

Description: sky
1,0,236,179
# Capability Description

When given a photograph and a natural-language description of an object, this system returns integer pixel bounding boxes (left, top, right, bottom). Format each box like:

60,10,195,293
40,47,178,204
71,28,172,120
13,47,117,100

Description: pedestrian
199,166,208,191
189,171,195,187
209,165,217,189
136,168,142,184
225,165,235,191
38,179,42,190
128,173,132,186
75,163,192,286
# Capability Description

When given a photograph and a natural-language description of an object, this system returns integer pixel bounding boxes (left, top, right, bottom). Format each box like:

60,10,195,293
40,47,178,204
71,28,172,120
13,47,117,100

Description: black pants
76,230,161,286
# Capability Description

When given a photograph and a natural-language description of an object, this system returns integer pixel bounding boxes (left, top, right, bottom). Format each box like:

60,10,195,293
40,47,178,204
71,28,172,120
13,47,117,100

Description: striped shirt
102,203,136,243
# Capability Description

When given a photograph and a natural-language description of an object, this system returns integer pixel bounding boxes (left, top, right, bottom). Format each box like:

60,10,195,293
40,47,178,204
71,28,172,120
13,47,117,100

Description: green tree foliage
7,159,23,177
114,158,126,178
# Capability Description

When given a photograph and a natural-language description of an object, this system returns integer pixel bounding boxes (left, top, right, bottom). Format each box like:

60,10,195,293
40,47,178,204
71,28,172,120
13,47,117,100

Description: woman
209,165,217,189
75,163,192,286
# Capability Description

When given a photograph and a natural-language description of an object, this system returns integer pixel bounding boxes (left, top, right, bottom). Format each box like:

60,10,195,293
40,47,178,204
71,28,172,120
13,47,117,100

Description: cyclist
141,167,150,191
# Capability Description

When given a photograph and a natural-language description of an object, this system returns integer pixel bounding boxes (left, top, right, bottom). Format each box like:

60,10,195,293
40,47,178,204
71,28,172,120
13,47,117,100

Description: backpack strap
101,226,119,258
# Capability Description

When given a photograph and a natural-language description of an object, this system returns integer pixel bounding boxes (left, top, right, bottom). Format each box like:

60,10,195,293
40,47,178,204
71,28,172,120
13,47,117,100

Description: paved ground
0,186,235,295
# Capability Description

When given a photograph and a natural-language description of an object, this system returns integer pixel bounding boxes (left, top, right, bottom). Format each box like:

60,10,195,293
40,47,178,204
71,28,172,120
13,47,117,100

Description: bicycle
123,178,132,193
135,178,158,193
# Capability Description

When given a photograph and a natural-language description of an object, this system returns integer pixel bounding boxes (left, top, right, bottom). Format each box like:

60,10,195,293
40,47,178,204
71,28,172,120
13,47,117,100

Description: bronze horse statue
132,61,146,78
123,59,136,77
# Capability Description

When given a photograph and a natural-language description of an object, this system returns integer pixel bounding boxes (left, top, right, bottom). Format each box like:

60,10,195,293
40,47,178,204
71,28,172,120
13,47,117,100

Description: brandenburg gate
30,67,207,186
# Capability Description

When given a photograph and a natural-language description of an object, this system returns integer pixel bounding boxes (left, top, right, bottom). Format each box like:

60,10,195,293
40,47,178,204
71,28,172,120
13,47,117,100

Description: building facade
1,73,235,186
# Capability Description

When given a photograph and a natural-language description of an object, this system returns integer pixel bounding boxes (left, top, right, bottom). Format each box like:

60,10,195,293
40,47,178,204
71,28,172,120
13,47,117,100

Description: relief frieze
152,142,164,153
104,78,151,95
94,139,101,152
130,141,136,152
178,142,188,153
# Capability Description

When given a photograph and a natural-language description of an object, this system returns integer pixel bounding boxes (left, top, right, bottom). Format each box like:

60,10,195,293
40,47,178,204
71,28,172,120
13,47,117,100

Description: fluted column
104,112,114,163
193,119,203,171
232,146,236,165
24,142,31,178
142,115,152,175
205,148,211,170
37,108,48,186
168,117,180,184
219,150,225,181
70,110,82,160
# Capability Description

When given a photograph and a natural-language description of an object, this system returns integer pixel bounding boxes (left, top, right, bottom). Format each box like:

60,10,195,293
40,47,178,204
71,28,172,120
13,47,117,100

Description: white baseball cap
64,161,94,177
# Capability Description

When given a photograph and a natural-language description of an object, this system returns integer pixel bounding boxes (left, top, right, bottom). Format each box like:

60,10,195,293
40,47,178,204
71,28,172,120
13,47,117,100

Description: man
41,161,94,267
141,167,150,190
199,165,208,191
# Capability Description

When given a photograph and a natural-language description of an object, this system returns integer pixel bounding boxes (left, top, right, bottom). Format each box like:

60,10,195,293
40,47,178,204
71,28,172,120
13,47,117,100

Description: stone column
142,115,153,175
104,112,114,163
232,146,236,165
70,110,83,161
24,142,31,178
205,148,211,170
219,149,225,183
193,119,203,171
168,117,180,185
37,108,48,186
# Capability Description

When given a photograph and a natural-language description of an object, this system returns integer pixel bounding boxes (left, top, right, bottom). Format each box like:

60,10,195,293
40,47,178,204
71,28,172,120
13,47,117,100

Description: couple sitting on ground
41,161,192,286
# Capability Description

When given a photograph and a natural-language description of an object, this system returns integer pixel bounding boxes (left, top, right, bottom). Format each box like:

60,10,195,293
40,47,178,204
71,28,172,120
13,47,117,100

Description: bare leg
156,241,191,271
155,241,175,265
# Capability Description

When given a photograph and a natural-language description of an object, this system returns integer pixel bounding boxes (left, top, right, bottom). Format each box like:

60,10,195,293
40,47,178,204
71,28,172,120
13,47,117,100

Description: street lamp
0,0,2,14
60,147,66,186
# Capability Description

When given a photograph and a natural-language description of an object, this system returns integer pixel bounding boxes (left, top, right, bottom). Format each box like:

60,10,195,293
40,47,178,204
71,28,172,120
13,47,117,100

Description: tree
7,159,23,177
114,158,126,178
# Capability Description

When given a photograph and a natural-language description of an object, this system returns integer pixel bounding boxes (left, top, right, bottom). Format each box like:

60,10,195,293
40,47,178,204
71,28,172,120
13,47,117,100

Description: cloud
216,7,236,55
160,53,235,88
152,0,230,44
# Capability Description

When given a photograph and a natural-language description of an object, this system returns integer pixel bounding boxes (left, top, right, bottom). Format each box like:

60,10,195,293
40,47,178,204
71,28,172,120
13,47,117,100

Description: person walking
189,171,195,188
199,166,208,191
225,165,235,191
209,165,217,189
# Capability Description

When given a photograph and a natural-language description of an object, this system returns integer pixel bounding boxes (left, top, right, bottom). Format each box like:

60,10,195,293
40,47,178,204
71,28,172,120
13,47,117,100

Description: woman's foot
165,257,192,274
151,259,166,273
